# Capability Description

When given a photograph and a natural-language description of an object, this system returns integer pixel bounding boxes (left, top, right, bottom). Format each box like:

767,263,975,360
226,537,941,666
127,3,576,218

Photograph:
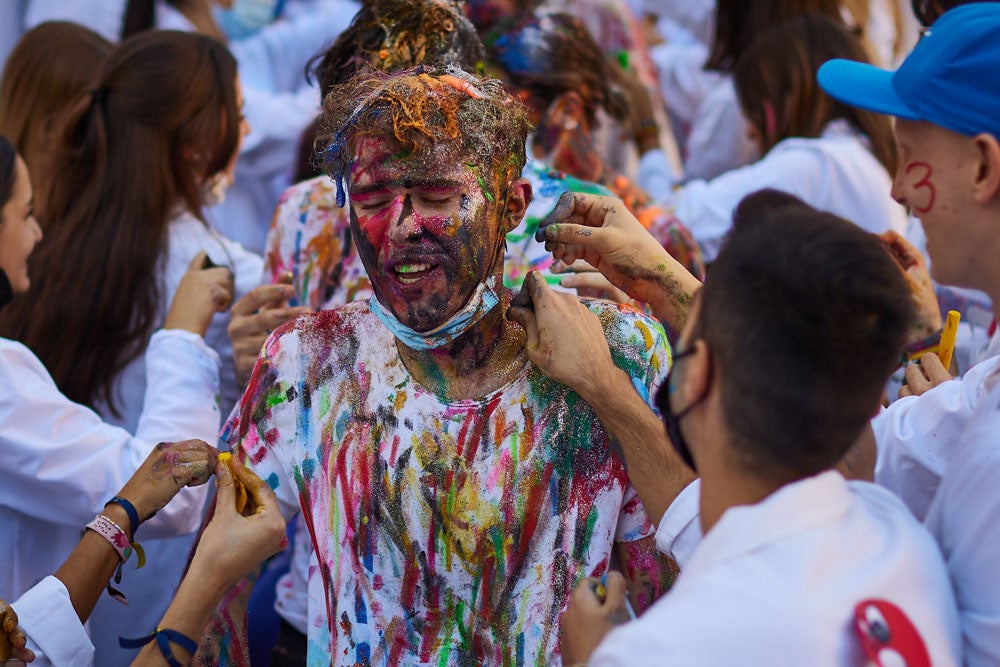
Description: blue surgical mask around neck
370,276,501,351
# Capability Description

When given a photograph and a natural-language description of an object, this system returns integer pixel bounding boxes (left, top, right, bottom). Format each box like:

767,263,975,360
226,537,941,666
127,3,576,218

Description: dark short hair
691,189,913,478
0,136,17,211
308,0,486,99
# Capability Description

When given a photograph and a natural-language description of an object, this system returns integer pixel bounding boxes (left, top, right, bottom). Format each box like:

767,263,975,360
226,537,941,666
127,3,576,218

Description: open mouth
393,262,441,284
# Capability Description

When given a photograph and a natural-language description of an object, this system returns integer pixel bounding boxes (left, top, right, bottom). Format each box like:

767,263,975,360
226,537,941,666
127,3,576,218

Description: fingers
921,352,952,383
903,361,932,395
231,284,296,316
0,602,16,633
570,578,604,610
214,456,236,510
231,307,310,338
187,251,209,271
898,384,913,399
603,571,628,606
507,306,539,352
551,260,598,275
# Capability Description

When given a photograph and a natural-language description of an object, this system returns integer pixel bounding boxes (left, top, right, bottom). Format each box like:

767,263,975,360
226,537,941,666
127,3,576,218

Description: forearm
581,368,695,525
131,563,229,667
53,504,132,623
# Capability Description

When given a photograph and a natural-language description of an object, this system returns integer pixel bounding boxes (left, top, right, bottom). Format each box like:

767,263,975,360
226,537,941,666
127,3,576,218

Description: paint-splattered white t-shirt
224,298,670,666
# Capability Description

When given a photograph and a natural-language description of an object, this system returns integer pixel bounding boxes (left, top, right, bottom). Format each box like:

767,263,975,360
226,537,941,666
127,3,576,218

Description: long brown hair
0,22,112,221
733,14,897,174
0,30,240,414
705,0,844,72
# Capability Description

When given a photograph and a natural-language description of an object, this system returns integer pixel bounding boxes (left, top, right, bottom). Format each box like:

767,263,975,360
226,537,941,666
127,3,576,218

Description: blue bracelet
120,627,198,666
106,496,140,536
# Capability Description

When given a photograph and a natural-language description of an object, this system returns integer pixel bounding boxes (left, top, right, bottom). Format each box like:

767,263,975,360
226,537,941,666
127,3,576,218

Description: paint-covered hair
308,0,486,99
485,12,628,125
319,66,532,209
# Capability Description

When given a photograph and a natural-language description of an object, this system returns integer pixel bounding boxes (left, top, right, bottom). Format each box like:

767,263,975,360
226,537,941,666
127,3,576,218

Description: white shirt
11,576,94,667
87,211,263,667
592,471,962,666
662,120,909,261
924,365,1000,666
873,353,1000,521
0,329,220,602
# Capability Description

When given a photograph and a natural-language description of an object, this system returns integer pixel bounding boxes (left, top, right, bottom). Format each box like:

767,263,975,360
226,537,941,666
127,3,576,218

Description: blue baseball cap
818,3,1000,139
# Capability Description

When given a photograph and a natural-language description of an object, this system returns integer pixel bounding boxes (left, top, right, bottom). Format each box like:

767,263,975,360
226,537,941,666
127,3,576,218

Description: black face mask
0,269,11,311
655,346,706,474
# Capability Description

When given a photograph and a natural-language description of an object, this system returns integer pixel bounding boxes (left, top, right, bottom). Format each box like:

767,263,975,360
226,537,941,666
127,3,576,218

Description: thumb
215,458,236,510
507,306,539,352
188,251,209,272
604,571,628,608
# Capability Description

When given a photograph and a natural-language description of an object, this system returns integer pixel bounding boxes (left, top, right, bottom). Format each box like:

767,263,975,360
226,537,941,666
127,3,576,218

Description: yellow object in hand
937,310,961,371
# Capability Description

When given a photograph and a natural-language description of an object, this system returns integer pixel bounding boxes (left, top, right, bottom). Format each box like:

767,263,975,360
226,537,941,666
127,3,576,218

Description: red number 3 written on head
905,162,936,214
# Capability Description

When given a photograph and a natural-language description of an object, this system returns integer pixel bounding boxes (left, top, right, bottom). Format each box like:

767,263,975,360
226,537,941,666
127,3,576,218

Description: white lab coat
646,120,908,261
924,367,1000,667
594,471,962,666
11,576,95,667
0,329,221,602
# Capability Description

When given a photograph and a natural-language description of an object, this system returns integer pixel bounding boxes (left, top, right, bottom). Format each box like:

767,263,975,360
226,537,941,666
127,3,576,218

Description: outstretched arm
508,272,695,526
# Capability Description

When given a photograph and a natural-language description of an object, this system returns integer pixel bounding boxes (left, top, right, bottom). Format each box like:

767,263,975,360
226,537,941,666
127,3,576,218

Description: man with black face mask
511,189,961,664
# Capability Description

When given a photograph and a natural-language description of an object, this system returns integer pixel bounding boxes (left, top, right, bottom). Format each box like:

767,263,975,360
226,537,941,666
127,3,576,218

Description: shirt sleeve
873,354,1000,521
0,330,219,533
655,479,703,568
11,576,95,667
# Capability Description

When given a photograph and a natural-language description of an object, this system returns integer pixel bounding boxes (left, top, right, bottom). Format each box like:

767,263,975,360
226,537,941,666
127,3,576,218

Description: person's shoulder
272,300,377,342
592,582,798,665
582,298,669,348
275,175,343,218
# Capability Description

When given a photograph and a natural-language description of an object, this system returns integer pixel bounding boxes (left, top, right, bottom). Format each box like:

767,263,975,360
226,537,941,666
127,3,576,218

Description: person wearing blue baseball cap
820,4,1000,665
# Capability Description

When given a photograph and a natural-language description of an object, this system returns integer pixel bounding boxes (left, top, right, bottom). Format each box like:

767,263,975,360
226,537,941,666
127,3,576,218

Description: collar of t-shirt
682,470,851,579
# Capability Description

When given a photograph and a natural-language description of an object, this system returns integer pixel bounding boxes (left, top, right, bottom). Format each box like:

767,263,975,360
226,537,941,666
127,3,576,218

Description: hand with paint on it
190,460,286,592
0,599,33,664
537,191,700,334
560,572,632,665
552,260,631,304
228,281,311,386
508,271,620,402
164,251,235,337
878,230,942,344
116,439,219,527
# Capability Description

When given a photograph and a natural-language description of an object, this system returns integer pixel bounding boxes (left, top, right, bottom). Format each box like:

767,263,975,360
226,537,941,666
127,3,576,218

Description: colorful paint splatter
222,297,671,666
264,157,701,312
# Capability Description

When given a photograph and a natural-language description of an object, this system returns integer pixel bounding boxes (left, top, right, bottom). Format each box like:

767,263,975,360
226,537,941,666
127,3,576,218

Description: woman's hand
228,283,311,386
188,457,287,593
164,251,234,336
115,439,219,526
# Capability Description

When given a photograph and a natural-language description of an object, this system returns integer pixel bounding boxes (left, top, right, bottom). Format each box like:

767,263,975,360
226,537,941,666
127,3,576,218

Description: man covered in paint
200,67,673,666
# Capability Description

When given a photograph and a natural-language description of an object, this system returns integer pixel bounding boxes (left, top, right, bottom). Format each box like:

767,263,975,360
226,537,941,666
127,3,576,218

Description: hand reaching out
228,282,311,386
116,439,219,528
878,231,943,343
537,191,701,333
560,572,632,665
164,252,235,337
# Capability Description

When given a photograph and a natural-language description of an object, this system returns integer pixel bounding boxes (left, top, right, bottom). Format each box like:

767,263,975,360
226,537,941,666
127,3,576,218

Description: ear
501,177,533,234
971,133,1000,205
676,338,713,407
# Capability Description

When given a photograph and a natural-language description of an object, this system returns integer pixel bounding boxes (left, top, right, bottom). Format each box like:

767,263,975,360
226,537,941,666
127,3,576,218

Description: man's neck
396,290,528,401
698,455,786,535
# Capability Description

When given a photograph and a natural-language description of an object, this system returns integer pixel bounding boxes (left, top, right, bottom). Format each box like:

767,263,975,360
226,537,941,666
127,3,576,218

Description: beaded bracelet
120,627,198,667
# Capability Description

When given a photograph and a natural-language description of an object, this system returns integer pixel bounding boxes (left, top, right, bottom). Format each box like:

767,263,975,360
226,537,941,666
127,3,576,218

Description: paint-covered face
0,157,42,295
348,137,505,332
